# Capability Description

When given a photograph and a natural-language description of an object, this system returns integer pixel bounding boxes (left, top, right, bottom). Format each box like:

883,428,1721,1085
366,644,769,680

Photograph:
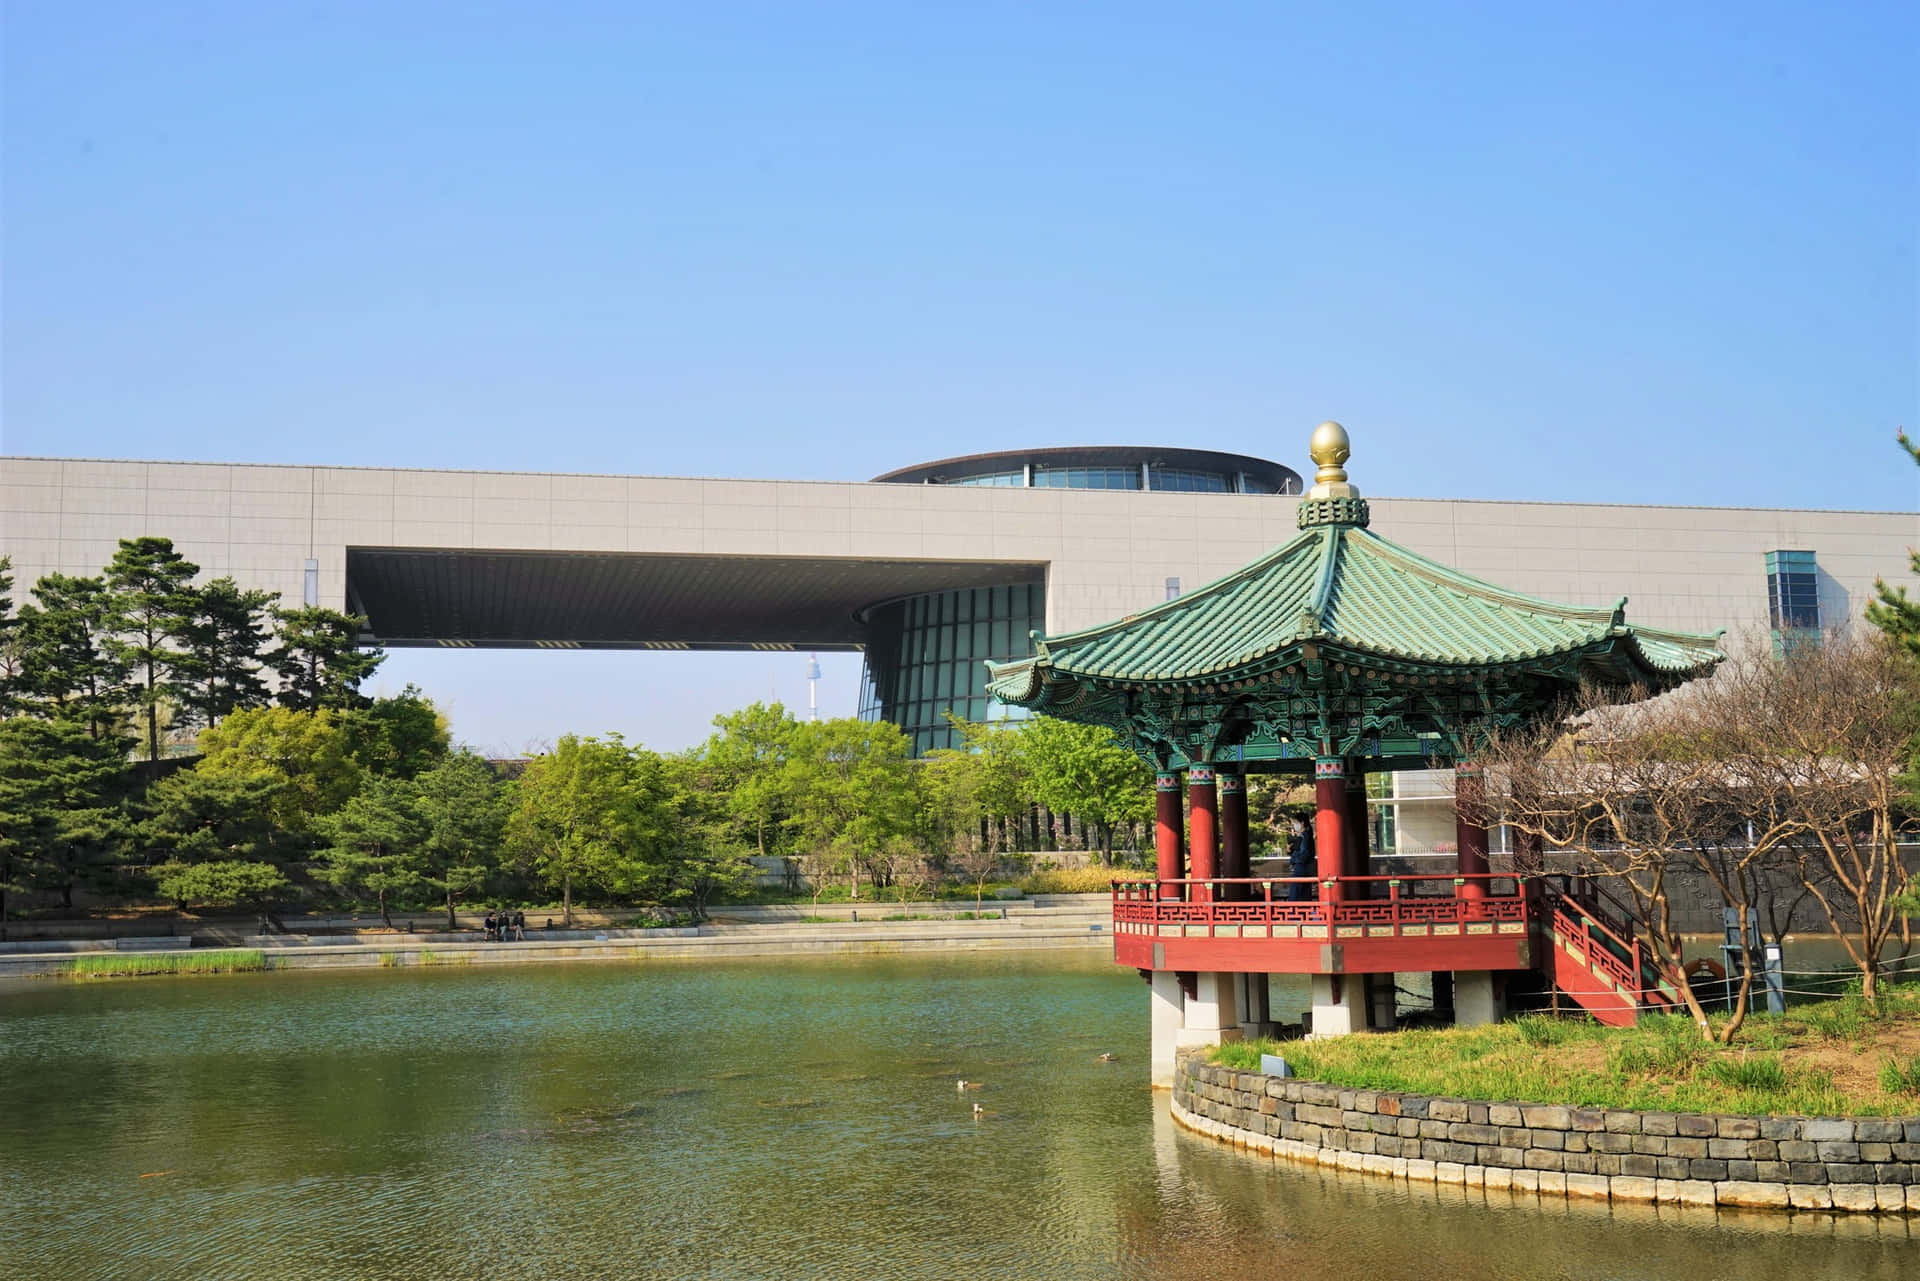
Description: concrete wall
1177,1055,1920,1214
4,456,1912,642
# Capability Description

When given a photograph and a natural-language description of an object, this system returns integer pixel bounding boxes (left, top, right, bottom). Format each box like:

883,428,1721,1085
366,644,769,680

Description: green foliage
1800,997,1867,1042
1878,1054,1920,1095
1020,867,1117,895
340,684,451,779
0,714,137,917
506,734,666,924
13,573,129,734
141,768,289,866
781,717,918,899
153,859,292,911
1511,1014,1576,1048
1865,430,1920,662
1703,1053,1787,1092
267,605,385,711
315,774,429,928
103,537,200,762
196,707,363,834
658,753,759,921
411,751,510,926
699,702,801,858
62,949,267,978
1211,1003,1909,1117
174,576,276,728
1018,717,1151,863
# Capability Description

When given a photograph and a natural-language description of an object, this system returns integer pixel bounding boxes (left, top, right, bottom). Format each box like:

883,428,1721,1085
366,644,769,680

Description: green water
1,952,1911,1280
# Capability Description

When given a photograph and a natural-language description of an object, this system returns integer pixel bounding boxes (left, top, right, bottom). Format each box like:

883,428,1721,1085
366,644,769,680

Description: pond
1,952,1911,1279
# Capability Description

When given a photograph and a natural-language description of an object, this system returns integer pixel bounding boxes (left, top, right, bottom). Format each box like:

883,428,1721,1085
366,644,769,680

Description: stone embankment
0,911,1111,979
1175,1054,1920,1215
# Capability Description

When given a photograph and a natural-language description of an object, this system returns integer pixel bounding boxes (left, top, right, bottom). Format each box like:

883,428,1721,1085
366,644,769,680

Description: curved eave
986,625,1723,713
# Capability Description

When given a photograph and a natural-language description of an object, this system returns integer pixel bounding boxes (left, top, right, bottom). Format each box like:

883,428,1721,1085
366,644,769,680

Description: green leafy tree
104,536,200,761
782,717,918,900
316,774,428,929
268,605,385,711
1019,717,1152,864
0,715,135,923
13,574,129,736
195,707,363,836
412,751,510,927
176,576,276,728
660,753,758,921
506,734,664,925
700,701,801,859
341,684,451,779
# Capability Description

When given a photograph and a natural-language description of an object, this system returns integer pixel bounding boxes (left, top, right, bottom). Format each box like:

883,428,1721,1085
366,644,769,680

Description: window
951,470,1025,487
1031,466,1141,490
1765,550,1819,630
1147,467,1231,492
859,581,1046,754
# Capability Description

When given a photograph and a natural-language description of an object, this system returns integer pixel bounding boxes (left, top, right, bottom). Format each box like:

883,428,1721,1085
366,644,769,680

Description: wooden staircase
1534,880,1682,1027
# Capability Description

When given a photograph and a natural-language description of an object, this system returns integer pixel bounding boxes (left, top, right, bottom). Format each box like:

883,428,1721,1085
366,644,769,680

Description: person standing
1287,816,1316,902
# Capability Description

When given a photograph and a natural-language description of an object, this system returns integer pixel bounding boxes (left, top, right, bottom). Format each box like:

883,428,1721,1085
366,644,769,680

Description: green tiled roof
987,523,1722,703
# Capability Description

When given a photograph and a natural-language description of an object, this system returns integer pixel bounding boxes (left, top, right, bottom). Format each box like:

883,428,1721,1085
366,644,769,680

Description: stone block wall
1175,1054,1920,1215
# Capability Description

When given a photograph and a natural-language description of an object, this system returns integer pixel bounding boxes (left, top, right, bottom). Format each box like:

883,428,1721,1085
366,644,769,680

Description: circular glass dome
872,446,1302,495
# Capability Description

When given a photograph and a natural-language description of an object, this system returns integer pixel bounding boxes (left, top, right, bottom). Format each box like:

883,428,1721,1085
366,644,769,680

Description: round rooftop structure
872,446,1302,495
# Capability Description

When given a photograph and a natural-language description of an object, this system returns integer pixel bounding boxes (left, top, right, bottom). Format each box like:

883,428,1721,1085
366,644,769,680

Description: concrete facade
4,455,1911,647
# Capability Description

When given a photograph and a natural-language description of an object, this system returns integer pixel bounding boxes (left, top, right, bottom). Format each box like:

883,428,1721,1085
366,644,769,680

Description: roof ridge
1031,528,1322,651
1348,527,1620,623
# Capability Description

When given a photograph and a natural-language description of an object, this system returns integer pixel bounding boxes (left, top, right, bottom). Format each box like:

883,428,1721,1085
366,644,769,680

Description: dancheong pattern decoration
986,425,1724,771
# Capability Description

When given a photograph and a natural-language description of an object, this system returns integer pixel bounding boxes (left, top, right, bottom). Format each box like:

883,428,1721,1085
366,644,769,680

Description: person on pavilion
1286,815,1315,901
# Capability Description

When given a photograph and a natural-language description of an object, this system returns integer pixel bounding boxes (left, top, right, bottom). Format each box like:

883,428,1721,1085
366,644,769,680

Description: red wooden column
1455,762,1490,900
1188,766,1219,902
1344,768,1371,881
1314,757,1347,902
1154,771,1186,898
1218,769,1249,899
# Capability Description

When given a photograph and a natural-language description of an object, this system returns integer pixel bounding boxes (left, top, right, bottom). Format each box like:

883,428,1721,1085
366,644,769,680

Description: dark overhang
871,445,1301,491
346,548,1046,651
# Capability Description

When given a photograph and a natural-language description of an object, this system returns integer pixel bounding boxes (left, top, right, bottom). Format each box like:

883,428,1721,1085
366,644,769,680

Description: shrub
1021,867,1122,895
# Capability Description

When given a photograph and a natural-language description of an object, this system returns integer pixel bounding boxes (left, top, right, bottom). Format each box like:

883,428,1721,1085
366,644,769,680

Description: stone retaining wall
1175,1054,1920,1215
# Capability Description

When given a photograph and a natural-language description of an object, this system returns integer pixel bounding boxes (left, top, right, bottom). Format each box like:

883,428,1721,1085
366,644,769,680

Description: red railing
1538,878,1678,1012
1111,874,1529,938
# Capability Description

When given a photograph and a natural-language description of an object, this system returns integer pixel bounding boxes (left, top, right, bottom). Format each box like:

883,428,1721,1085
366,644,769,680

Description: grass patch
1879,1054,1920,1095
1211,985,1920,1117
62,949,268,979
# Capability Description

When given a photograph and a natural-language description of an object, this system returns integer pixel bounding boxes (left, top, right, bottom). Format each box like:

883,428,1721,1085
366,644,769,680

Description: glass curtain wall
858,581,1045,754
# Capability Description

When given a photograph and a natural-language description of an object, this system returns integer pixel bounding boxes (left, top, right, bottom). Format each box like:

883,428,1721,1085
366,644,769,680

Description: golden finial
1306,420,1358,500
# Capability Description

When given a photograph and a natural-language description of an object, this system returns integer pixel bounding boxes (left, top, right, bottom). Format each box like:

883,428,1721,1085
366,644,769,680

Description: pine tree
14,574,129,737
268,606,385,711
176,577,277,729
315,774,427,929
0,714,136,923
104,537,200,761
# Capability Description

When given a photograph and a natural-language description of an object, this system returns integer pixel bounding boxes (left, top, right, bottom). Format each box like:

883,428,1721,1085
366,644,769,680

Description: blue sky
5,2,1916,751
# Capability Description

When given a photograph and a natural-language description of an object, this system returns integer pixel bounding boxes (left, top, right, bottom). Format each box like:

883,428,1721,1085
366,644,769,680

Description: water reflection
0,954,1910,1280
